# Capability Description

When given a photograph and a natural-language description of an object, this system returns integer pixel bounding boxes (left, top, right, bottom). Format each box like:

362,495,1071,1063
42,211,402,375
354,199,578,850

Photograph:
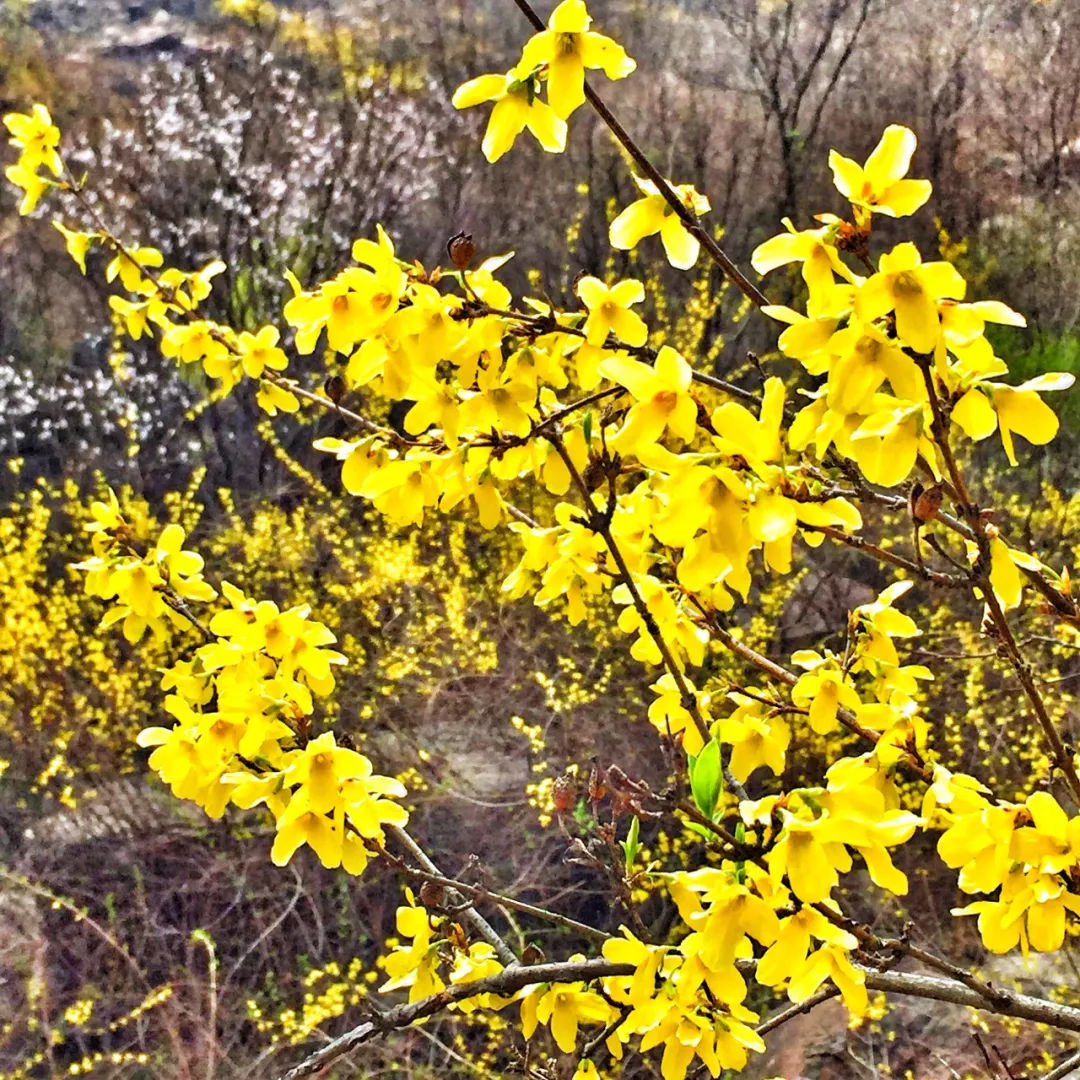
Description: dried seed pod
521,942,545,965
446,231,476,270
910,482,943,524
419,880,446,909
587,759,608,804
324,373,346,404
583,456,607,493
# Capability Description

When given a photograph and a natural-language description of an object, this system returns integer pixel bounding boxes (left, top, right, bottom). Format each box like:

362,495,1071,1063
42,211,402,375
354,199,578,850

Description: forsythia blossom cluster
450,2,711,269
753,124,1072,488
77,490,406,874
452,0,635,162
932,774,1080,954
3,103,61,214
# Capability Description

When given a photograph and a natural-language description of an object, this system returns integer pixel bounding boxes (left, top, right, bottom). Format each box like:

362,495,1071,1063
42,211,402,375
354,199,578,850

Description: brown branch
274,959,635,1080
801,523,969,589
1034,1047,1080,1080
915,357,1080,804
271,953,1080,1080
861,968,1080,1032
528,386,623,440
983,591,1080,806
265,374,406,443
756,984,840,1036
546,431,711,748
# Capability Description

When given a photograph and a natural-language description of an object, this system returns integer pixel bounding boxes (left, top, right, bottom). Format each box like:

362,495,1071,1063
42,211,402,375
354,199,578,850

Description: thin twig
381,835,609,945
546,431,711,747
756,984,840,1036
802,523,969,589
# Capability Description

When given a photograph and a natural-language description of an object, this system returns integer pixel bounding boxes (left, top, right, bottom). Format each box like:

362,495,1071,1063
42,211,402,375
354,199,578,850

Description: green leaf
620,814,641,873
689,737,723,819
583,411,593,447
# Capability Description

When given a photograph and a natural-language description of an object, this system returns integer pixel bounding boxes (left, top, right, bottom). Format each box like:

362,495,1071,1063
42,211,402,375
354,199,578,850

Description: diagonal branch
545,431,712,749
387,825,519,967
916,357,1080,805
271,953,1080,1080
274,959,634,1080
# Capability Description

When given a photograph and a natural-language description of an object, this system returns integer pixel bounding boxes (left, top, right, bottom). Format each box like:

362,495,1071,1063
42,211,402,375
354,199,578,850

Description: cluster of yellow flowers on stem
74,490,407,873
377,891,767,1078
2,101,60,213
451,0,634,162
8,2,1080,1074
933,773,1080,953
754,124,1072,483
452,0,712,269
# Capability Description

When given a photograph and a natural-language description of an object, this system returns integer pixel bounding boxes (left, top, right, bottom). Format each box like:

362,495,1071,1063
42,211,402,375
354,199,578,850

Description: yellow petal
828,150,864,201
524,101,567,153
580,31,636,78
547,51,587,118
452,73,507,109
859,844,908,895
878,178,932,217
917,260,967,301
969,300,1026,328
988,536,1024,610
654,345,691,391
784,833,835,902
864,125,917,188
549,1001,579,1052
576,275,608,309
610,307,649,347
549,0,590,32
994,388,1060,451
609,278,645,307
1028,900,1066,952
599,354,657,400
853,273,894,325
482,96,528,163
518,30,556,74
610,195,665,249
659,213,699,270
751,230,805,275
893,286,940,354
952,388,997,441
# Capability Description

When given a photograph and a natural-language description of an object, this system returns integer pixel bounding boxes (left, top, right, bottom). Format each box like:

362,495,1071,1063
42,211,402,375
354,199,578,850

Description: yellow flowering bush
8,2,1080,1079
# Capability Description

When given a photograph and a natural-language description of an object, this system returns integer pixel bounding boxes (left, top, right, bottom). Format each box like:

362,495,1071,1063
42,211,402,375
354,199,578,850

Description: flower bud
325,374,346,404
